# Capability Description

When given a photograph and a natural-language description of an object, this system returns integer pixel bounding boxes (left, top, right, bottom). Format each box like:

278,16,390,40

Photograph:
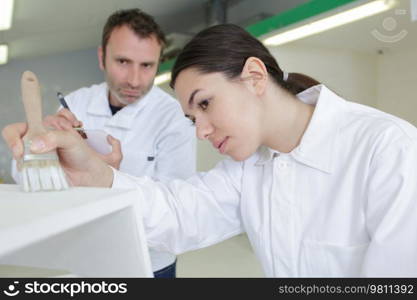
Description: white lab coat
12,82,196,272
111,85,417,277
65,83,196,272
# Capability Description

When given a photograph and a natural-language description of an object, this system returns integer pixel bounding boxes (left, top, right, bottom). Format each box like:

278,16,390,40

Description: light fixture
0,0,14,31
0,45,8,65
263,0,396,46
412,0,417,21
155,72,171,86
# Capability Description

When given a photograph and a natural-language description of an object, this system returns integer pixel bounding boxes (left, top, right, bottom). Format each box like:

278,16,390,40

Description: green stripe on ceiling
158,0,360,74
246,0,359,37
158,59,175,74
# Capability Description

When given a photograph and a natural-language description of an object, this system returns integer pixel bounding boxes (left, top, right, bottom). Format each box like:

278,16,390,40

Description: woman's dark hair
170,24,319,95
102,9,166,65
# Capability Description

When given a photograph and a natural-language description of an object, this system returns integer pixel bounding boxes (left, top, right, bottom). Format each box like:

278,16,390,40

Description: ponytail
282,73,321,95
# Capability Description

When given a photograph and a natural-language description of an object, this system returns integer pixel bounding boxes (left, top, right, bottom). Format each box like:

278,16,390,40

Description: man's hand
43,109,123,170
96,135,123,169
43,108,83,130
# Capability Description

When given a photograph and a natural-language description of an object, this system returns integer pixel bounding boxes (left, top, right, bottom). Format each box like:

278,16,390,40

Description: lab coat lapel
88,84,154,130
107,87,154,129
87,83,112,117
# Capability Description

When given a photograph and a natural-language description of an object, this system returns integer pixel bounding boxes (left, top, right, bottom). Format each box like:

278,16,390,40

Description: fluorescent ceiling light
155,72,171,86
263,0,396,46
0,0,14,31
0,45,8,65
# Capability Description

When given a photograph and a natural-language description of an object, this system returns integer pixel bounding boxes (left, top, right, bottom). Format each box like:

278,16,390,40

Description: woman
3,24,417,277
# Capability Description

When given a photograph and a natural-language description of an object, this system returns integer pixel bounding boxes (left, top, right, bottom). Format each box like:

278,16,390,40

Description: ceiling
1,0,415,65
291,0,417,54
0,0,308,62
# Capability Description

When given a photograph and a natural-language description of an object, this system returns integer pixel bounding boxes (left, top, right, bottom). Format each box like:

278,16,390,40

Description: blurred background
0,0,415,277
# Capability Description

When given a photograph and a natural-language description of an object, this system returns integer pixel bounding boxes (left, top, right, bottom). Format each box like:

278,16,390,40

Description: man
15,9,196,278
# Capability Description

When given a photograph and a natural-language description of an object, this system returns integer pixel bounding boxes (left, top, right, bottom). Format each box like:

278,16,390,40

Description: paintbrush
20,71,69,192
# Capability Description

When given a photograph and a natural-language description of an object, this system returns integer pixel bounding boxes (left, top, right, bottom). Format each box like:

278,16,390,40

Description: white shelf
0,184,152,277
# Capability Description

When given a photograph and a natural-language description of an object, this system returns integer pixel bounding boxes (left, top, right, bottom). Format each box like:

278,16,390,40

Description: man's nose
127,67,141,87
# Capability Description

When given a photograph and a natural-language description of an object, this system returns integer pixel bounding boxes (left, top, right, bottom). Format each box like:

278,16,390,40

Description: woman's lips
218,137,229,154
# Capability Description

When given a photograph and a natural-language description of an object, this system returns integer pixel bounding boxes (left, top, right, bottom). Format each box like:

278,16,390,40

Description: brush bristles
21,156,69,192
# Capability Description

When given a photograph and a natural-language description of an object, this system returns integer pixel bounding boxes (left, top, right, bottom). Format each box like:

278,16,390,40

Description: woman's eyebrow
188,89,201,109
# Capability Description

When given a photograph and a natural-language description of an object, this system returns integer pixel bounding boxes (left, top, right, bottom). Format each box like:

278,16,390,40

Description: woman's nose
196,117,214,140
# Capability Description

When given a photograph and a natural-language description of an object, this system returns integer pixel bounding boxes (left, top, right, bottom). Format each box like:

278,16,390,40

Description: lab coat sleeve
362,137,417,276
153,116,196,182
112,158,244,254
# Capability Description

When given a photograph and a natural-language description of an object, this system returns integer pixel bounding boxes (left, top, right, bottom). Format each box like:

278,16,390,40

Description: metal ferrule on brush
23,140,59,161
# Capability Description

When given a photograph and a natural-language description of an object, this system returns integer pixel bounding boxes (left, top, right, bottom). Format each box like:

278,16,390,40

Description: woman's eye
198,99,209,111
185,115,196,126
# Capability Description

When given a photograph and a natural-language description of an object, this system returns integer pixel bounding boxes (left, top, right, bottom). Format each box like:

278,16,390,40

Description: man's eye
117,59,127,64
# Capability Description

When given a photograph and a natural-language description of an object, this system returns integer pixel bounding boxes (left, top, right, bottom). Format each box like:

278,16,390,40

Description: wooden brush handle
21,71,46,137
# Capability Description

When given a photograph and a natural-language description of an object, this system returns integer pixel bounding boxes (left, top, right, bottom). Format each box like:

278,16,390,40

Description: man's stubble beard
108,78,154,107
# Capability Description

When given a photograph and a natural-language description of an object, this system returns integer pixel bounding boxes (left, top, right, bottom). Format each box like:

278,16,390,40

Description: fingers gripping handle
21,71,45,136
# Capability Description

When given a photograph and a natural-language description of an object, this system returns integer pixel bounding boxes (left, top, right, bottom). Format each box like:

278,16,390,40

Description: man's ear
240,57,268,96
97,46,105,71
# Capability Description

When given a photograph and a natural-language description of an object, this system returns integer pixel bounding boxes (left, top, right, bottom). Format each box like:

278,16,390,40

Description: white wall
376,48,417,126
269,44,378,107
0,48,103,183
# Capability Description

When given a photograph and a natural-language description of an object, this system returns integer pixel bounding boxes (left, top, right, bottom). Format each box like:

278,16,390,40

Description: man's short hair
101,8,166,63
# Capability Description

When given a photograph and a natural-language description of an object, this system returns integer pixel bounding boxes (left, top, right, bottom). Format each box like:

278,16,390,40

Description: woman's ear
240,57,268,96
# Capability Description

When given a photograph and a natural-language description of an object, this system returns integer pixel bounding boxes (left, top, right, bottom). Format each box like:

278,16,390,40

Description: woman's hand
2,122,114,187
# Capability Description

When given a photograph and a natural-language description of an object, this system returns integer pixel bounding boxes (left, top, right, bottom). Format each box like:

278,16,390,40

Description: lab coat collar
256,85,345,174
87,83,155,129
87,82,112,117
